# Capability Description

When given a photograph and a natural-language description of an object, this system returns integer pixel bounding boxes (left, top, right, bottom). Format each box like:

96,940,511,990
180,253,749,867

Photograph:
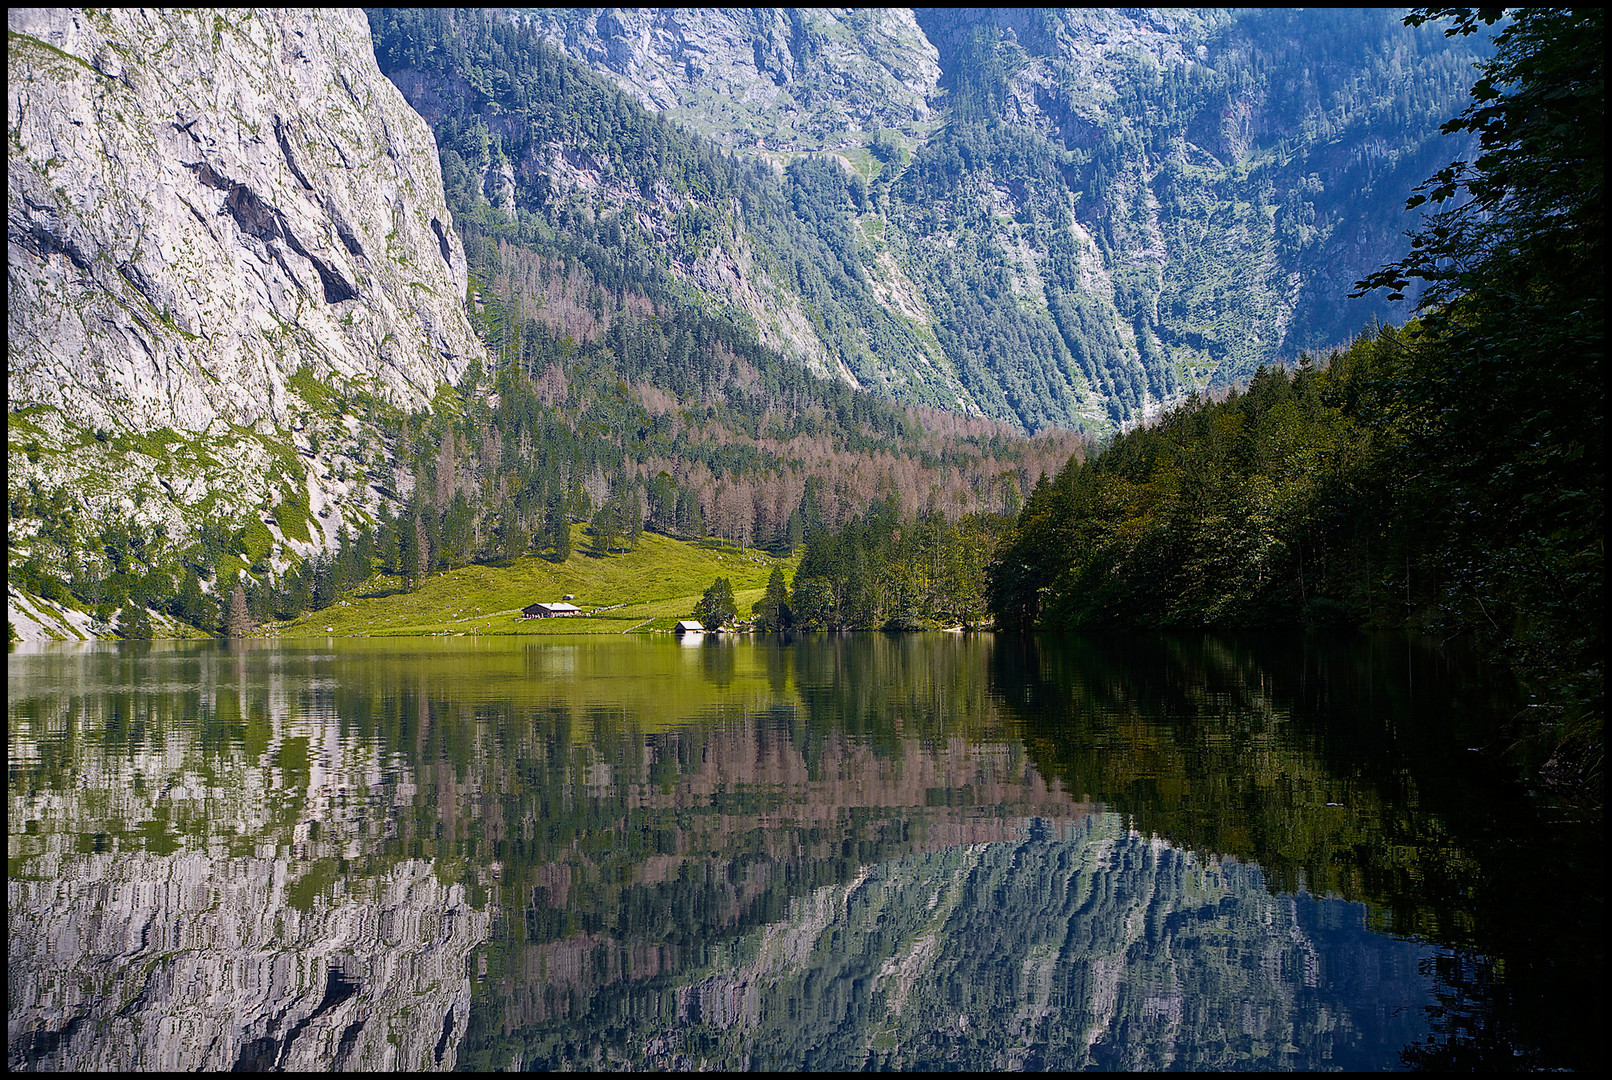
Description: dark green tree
442,490,475,568
692,576,738,630
790,575,837,630
590,497,624,554
785,508,804,555
493,499,526,562
117,599,153,640
675,488,704,539
624,485,643,549
399,509,422,589
172,570,217,632
751,567,793,632
1354,6,1604,778
547,497,573,561
310,555,337,611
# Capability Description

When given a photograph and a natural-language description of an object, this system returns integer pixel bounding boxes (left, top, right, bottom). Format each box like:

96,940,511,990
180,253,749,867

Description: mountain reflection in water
7,633,1598,1071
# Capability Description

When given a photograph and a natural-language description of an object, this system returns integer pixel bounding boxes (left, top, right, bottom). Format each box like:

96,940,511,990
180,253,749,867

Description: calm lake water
7,632,1600,1071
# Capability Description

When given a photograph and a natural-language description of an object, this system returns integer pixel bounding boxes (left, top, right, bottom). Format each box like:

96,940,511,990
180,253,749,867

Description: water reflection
7,634,1597,1070
507,817,1436,1071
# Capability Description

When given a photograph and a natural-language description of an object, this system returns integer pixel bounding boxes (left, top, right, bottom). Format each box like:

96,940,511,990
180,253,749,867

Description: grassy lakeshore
272,527,797,638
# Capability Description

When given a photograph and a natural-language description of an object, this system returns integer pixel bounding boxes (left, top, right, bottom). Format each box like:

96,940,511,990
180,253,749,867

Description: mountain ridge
8,7,489,629
479,7,1488,429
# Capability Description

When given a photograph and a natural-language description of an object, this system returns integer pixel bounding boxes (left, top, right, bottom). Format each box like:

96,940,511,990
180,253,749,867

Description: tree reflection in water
6,633,1599,1071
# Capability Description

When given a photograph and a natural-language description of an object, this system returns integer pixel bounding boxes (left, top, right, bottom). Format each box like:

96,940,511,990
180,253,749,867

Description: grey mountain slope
516,8,947,156
502,7,1485,430
8,7,480,432
7,8,486,638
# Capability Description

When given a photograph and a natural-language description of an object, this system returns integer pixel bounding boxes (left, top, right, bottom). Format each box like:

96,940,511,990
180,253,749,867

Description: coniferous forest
987,9,1603,787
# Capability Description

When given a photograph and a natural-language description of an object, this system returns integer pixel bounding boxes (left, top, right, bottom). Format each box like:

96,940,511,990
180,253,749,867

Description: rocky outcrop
7,7,481,434
518,9,943,153
7,9,489,637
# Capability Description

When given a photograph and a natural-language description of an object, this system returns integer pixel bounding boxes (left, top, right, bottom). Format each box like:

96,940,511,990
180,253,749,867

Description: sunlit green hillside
274,526,796,638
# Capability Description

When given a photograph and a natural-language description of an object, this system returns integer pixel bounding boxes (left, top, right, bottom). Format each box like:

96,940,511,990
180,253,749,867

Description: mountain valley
0,7,1516,646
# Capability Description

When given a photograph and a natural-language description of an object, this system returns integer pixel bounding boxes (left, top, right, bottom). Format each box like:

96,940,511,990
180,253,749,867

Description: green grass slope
274,528,797,638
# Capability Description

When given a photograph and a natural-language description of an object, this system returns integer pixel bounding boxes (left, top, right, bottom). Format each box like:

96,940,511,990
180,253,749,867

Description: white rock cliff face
7,7,482,433
519,8,943,153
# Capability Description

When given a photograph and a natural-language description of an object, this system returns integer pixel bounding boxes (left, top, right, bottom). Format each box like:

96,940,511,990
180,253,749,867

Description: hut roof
523,601,584,616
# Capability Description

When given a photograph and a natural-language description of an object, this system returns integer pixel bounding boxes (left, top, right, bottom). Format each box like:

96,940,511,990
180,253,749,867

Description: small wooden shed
523,601,583,619
674,620,704,634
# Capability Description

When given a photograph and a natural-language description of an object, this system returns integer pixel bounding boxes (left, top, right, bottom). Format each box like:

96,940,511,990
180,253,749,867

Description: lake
7,632,1600,1071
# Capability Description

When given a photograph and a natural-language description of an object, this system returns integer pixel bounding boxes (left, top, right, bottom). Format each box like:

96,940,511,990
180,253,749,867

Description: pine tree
625,485,643,548
311,555,337,610
376,504,399,573
400,509,421,589
550,500,573,562
117,599,153,640
751,567,793,632
225,579,253,638
785,508,804,555
590,498,623,554
173,570,216,632
790,575,836,630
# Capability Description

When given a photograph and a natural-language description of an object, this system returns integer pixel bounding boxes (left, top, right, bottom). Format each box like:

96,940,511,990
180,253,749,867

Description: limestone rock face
7,7,482,434
519,8,943,153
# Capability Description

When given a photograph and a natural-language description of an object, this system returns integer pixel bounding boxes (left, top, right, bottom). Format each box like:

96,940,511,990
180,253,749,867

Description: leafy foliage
692,576,738,630
1353,7,1603,785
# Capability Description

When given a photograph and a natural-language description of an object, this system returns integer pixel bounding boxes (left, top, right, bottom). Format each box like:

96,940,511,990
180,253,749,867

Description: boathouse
523,601,583,619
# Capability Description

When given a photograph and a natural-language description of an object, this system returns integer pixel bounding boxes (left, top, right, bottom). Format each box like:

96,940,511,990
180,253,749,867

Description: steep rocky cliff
8,8,485,638
9,7,478,431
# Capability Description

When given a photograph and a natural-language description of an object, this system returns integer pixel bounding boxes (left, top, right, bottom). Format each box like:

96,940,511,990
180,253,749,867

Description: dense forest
984,8,1602,786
